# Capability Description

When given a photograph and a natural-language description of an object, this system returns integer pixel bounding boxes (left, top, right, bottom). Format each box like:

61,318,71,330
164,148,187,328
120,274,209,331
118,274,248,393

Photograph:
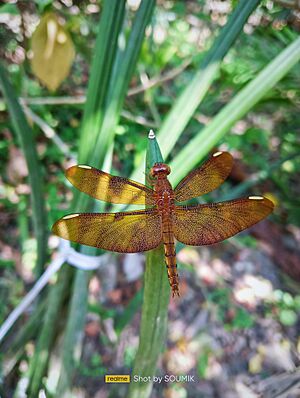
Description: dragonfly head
150,163,171,178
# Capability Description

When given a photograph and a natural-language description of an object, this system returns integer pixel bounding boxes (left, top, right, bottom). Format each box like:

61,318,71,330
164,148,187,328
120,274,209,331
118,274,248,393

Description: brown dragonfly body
151,163,179,295
52,151,274,297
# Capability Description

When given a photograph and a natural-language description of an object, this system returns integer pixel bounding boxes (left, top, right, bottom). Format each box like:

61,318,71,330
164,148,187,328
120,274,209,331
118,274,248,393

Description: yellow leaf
248,354,263,374
30,13,75,91
264,192,278,207
249,345,265,374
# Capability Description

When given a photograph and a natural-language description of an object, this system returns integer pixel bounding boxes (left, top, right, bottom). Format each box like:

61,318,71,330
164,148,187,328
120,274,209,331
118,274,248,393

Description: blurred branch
21,104,75,160
0,255,64,343
26,102,158,144
2,58,189,133
257,367,300,396
2,302,46,377
14,58,191,107
127,58,192,96
19,96,85,105
273,0,300,9
121,110,159,127
0,241,110,344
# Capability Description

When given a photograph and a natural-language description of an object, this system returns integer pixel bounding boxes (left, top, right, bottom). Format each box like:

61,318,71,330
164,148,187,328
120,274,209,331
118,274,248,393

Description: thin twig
19,96,86,105
21,103,76,161
22,99,158,130
0,255,65,343
121,110,159,127
273,0,300,9
127,58,192,96
0,59,191,138
11,58,192,107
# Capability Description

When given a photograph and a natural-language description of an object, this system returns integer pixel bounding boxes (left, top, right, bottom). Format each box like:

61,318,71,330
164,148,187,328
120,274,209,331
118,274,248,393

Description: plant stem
127,132,170,398
0,63,48,277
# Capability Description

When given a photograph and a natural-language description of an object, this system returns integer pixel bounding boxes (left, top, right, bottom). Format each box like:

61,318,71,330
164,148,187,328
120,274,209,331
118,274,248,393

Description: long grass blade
127,132,170,398
26,265,73,397
90,0,156,170
130,0,261,183
169,35,300,185
78,0,126,163
26,2,127,394
0,63,48,277
55,270,89,397
54,2,156,395
157,0,261,157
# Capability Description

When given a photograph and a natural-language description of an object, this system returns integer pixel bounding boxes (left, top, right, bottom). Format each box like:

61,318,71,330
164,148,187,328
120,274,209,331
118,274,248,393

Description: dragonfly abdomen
162,217,179,297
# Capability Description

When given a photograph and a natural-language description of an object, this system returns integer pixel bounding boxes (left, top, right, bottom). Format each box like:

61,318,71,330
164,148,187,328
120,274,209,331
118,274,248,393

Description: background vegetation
0,0,300,397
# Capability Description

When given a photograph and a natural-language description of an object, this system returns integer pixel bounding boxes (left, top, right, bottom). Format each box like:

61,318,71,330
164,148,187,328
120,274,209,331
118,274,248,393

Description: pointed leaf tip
148,129,155,139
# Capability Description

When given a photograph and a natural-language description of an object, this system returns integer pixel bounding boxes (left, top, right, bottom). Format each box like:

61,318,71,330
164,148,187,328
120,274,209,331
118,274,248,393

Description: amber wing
52,209,162,252
66,165,155,205
174,152,233,202
173,197,274,245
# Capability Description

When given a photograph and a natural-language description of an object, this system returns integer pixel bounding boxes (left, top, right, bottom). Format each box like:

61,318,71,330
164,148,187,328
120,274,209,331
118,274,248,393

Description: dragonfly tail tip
172,288,180,298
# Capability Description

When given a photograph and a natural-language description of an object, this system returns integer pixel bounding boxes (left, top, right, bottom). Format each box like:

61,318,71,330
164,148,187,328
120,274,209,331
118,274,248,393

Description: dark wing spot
114,213,125,221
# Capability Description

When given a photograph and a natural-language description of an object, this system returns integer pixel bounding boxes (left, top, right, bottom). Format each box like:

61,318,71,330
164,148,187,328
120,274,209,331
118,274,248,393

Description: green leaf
27,2,127,395
294,296,300,310
33,0,53,13
169,35,300,185
197,352,209,379
130,0,261,183
89,0,157,170
55,270,89,397
157,0,261,158
0,259,14,269
279,309,297,326
53,2,127,395
27,266,73,396
78,0,126,164
0,63,48,277
51,2,156,397
0,4,19,14
127,133,170,398
282,292,294,307
232,308,254,329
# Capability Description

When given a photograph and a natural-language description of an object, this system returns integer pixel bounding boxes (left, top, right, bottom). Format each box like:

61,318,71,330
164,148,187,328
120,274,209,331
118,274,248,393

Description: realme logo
105,375,130,383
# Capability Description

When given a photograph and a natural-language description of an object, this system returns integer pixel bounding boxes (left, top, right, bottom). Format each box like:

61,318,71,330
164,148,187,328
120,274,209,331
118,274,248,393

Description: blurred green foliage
266,289,300,326
207,287,254,330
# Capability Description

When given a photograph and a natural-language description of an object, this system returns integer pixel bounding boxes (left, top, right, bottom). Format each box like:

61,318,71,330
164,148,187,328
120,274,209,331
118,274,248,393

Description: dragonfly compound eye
151,163,171,176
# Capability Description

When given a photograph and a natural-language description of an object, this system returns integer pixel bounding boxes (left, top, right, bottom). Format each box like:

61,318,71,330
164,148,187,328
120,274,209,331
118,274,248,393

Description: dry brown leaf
7,145,28,184
30,12,75,91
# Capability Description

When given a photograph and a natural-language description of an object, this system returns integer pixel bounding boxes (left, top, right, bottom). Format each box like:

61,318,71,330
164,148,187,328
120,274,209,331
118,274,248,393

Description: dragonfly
52,151,274,297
